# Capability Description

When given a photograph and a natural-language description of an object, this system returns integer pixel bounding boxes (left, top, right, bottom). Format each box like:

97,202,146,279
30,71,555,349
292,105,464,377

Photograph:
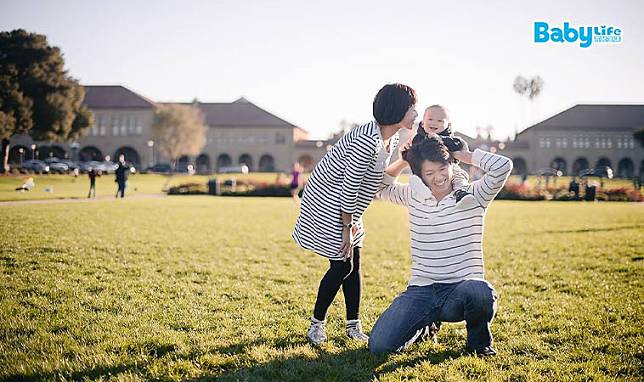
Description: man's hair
402,134,451,176
373,83,417,125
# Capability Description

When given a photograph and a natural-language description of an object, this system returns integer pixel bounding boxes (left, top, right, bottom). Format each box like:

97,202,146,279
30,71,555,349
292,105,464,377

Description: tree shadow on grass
3,337,464,382
192,337,466,381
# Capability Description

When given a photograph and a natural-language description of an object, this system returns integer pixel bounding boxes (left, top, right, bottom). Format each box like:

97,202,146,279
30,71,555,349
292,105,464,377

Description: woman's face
399,106,418,130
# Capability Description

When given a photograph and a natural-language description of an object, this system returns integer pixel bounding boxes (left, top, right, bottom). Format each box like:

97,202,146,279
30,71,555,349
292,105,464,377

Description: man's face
420,160,453,195
422,106,450,134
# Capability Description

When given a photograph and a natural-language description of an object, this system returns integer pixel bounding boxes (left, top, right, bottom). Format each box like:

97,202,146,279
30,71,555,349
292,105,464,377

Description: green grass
1,198,643,381
0,173,287,202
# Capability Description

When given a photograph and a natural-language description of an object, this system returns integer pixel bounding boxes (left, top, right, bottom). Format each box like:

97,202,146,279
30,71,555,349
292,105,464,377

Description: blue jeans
369,280,498,353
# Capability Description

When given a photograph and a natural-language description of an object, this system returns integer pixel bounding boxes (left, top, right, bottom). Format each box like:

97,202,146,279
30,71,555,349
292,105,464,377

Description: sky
2,0,643,140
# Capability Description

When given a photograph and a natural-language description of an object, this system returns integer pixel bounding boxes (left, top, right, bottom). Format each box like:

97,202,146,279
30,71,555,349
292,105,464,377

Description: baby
417,104,476,208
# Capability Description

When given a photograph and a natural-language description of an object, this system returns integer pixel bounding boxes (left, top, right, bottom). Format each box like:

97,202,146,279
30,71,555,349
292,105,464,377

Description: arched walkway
196,153,211,174
258,154,275,172
79,146,103,162
572,157,589,176
217,154,232,171
114,146,141,165
239,154,253,171
550,157,567,175
617,158,634,178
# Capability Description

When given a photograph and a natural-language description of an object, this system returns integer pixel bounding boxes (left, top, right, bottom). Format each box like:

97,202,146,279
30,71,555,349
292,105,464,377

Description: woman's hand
339,225,355,261
399,133,415,160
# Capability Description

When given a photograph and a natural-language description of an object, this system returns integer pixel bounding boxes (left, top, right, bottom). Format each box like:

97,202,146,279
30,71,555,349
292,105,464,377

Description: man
369,134,512,356
114,155,130,198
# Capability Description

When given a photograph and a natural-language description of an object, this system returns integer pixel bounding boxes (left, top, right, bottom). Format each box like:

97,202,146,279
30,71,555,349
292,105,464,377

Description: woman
292,83,418,345
289,162,304,206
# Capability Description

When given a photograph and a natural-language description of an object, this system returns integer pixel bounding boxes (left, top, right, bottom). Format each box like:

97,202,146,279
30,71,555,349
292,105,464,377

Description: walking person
292,83,418,345
87,167,100,198
114,155,129,198
289,162,304,207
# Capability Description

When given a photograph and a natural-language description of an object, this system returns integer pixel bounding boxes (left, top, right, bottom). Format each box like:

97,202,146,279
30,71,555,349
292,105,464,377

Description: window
607,139,612,149
562,138,567,148
100,126,106,136
539,138,545,148
91,127,98,136
276,133,286,144
112,116,119,136
584,138,590,148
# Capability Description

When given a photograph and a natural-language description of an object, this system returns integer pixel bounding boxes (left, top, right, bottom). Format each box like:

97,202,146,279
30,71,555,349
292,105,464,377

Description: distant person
568,177,580,198
114,155,130,198
15,177,35,191
289,162,304,206
87,168,100,198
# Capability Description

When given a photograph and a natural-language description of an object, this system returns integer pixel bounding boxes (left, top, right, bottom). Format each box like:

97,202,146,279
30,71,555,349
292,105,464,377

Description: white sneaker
346,319,369,342
307,317,327,345
454,190,479,210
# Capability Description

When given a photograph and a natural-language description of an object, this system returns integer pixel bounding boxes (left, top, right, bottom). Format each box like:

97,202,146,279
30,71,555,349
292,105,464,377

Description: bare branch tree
152,104,206,170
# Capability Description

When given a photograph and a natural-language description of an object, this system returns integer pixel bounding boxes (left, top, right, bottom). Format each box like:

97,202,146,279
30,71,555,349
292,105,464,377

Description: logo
534,21,622,48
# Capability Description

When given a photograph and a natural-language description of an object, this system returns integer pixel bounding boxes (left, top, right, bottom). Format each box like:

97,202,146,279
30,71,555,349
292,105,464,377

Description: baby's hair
402,134,452,176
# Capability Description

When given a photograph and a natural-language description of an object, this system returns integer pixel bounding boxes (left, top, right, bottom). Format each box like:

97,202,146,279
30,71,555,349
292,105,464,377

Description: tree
513,75,544,130
152,104,207,170
0,29,93,172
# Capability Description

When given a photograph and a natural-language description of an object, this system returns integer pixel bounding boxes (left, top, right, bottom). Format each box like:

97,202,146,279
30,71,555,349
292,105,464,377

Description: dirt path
0,193,167,206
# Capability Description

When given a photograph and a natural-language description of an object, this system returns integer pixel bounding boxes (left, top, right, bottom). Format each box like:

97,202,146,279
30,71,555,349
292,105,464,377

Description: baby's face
422,107,450,134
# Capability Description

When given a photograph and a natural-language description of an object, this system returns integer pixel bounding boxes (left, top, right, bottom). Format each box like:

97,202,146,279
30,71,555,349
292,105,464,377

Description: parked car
101,161,119,174
144,163,172,174
48,161,69,174
79,161,103,173
21,160,49,174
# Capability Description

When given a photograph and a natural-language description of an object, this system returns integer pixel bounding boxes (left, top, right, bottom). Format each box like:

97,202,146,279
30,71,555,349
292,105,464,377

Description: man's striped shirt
376,149,512,285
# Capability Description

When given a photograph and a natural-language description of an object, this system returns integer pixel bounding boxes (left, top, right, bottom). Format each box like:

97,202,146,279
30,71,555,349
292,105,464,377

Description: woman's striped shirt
292,121,399,260
376,149,512,285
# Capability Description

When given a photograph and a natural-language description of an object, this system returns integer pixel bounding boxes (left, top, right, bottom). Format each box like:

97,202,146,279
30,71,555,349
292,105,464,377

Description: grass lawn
0,173,287,202
0,198,642,381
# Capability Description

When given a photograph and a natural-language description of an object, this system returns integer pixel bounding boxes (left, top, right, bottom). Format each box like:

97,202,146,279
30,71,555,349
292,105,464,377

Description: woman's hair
372,83,417,125
402,134,452,176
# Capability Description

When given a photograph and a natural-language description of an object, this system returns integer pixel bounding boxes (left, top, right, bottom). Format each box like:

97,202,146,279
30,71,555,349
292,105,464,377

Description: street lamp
30,144,36,160
147,140,155,168
18,148,24,167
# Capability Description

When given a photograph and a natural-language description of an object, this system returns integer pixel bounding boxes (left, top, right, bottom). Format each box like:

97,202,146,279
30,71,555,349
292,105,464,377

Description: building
8,85,332,173
461,104,644,179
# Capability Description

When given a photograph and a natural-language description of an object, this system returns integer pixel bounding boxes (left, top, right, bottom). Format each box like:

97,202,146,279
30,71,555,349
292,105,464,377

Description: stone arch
572,157,589,176
596,157,612,169
114,146,141,165
258,154,275,172
196,153,211,174
38,145,66,160
550,157,567,175
617,158,634,178
8,145,31,164
79,146,103,162
217,154,232,171
239,154,253,171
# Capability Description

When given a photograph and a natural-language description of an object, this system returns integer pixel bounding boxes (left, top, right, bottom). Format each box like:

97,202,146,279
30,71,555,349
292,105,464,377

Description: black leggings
313,247,361,321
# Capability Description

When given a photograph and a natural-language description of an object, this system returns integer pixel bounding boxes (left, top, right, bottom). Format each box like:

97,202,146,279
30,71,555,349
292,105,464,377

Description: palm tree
513,75,544,130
